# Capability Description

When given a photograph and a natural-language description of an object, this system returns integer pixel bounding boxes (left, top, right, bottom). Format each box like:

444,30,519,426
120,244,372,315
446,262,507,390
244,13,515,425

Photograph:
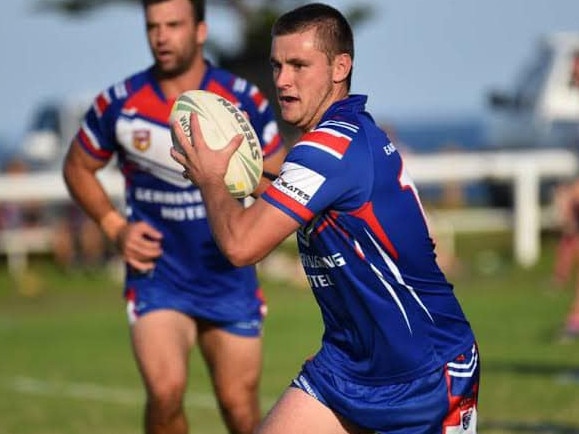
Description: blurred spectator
551,179,579,342
0,155,109,275
569,51,579,88
0,157,44,231
552,180,579,284
439,142,466,209
0,157,46,296
13,97,109,272
50,203,109,273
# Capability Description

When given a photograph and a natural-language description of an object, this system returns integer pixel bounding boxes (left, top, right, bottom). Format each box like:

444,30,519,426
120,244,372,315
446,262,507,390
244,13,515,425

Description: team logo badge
133,129,151,151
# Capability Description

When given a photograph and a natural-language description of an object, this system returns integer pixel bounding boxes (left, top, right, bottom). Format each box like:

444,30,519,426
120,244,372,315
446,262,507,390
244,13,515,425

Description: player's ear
332,53,352,84
196,21,208,45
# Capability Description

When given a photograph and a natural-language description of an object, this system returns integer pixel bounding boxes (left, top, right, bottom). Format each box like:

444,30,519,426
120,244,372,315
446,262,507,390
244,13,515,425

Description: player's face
145,0,207,77
270,28,350,132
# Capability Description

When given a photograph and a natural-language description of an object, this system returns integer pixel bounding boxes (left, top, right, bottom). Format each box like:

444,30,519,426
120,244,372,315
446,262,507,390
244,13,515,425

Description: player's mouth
156,49,174,62
278,95,299,107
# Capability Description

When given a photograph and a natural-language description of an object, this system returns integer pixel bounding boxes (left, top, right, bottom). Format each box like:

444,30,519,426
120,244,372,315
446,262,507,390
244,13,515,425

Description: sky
2,0,579,149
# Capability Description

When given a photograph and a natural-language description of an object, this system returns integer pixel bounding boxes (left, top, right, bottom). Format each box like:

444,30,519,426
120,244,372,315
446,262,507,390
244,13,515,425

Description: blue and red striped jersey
263,95,475,384
75,62,283,321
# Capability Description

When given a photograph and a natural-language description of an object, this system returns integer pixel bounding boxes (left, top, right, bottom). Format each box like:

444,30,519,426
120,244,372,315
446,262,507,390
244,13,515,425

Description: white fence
0,148,577,273
405,148,579,266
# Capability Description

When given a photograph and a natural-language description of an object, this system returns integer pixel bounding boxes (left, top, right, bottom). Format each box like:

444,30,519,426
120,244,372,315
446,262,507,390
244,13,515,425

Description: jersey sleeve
74,81,128,161
262,124,366,225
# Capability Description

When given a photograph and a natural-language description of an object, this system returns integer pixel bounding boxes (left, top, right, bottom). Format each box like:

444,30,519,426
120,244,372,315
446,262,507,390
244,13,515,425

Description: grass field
1,232,579,434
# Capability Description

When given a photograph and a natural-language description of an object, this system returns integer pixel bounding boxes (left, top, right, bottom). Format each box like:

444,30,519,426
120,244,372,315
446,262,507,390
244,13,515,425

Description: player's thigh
258,387,370,434
131,309,197,390
197,322,262,393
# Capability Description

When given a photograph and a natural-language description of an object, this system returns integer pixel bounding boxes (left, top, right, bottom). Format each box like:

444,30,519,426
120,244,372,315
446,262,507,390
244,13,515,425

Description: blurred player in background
552,179,579,342
173,3,480,433
62,0,285,433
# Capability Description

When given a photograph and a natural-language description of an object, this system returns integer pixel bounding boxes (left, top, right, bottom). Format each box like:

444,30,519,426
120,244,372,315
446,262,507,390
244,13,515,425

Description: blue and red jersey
75,62,283,322
263,95,475,384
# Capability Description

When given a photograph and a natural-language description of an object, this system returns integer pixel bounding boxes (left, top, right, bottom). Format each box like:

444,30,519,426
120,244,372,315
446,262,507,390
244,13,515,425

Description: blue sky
2,0,579,147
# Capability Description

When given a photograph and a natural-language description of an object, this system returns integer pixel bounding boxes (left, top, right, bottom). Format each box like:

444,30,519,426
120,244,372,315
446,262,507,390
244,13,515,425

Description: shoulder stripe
206,80,238,105
249,86,269,113
94,90,111,118
113,81,128,99
295,128,352,159
77,125,111,160
233,77,248,93
320,119,359,133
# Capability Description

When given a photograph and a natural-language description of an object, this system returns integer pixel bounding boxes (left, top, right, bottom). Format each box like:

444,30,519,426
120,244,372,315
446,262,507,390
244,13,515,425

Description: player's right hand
117,221,163,272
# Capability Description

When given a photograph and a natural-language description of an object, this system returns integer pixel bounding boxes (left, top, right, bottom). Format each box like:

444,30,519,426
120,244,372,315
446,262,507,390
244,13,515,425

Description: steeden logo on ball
170,90,263,199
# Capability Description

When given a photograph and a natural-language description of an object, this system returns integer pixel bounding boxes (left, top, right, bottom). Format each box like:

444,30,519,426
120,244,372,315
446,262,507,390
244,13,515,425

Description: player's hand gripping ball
170,90,263,198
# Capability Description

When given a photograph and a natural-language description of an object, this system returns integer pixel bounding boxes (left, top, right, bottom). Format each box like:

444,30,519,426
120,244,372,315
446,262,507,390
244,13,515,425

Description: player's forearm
198,179,258,267
63,160,127,242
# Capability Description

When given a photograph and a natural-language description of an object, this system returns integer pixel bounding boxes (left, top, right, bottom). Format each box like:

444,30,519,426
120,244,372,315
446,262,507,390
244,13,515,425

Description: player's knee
219,400,260,434
218,390,251,412
215,384,260,432
216,375,258,408
147,376,186,414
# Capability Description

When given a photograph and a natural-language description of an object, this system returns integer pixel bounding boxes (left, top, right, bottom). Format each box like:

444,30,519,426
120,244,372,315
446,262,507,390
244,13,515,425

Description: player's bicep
64,139,108,175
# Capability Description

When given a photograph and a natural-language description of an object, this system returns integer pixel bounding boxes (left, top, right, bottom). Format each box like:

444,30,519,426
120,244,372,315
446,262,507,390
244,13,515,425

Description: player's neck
156,57,207,100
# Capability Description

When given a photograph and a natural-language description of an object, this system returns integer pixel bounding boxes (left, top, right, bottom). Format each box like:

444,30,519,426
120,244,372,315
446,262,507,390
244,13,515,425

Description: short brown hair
141,0,205,23
272,3,354,88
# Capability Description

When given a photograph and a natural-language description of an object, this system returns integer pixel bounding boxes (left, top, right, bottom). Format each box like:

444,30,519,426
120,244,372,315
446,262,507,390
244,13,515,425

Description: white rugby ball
170,90,263,198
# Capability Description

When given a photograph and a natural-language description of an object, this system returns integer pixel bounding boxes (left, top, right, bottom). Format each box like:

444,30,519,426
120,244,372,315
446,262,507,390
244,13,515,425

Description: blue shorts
292,343,480,433
123,273,265,337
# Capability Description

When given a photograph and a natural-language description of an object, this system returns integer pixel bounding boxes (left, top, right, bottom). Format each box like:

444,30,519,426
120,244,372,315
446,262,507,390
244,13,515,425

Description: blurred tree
34,0,373,142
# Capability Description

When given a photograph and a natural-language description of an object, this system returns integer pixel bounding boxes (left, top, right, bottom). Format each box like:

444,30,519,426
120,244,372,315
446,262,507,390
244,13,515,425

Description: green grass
1,232,579,433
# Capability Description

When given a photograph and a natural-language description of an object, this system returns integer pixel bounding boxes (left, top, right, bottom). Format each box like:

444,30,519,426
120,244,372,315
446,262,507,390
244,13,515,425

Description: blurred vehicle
484,32,579,207
486,32,579,150
20,96,93,170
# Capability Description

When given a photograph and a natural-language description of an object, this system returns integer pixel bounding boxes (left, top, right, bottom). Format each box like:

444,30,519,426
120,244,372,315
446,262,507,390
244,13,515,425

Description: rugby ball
170,90,263,198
